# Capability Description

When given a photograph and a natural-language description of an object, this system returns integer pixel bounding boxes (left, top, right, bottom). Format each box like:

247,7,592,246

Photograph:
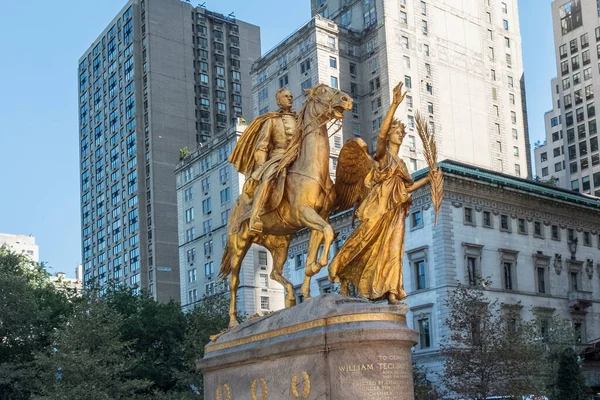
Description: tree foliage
440,278,583,400
413,362,444,400
441,279,541,399
31,298,153,400
0,248,75,400
0,249,233,400
554,348,588,400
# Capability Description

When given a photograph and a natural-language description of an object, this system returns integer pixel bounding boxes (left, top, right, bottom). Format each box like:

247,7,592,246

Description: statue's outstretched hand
392,82,407,105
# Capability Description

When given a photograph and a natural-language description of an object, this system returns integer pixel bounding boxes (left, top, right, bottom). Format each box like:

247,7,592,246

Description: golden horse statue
219,84,353,327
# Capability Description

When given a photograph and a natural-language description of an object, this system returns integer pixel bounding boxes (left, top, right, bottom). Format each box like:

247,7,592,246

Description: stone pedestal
197,294,418,399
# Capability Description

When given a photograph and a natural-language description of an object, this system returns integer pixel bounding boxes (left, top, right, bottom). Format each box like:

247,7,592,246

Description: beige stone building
253,0,531,177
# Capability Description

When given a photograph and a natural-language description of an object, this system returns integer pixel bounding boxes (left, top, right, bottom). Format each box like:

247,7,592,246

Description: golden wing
334,138,376,212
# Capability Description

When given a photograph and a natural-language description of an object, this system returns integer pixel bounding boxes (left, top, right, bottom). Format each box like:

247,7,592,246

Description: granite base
197,294,418,399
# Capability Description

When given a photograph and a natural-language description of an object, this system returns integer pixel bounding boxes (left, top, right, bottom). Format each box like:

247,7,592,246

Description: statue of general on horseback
219,82,443,329
220,84,352,328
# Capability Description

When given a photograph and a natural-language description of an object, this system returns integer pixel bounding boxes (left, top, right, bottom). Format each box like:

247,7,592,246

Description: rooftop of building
174,120,247,174
415,159,600,209
0,233,36,244
252,14,341,70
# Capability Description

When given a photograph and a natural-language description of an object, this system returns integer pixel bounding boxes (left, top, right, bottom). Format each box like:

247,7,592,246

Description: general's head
276,88,293,111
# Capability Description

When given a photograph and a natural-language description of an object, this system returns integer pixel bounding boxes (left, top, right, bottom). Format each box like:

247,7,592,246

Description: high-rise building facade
534,0,600,196
253,0,531,177
175,123,285,315
78,0,260,301
0,233,39,263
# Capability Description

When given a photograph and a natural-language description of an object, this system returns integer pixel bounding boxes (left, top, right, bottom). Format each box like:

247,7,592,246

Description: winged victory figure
328,82,444,304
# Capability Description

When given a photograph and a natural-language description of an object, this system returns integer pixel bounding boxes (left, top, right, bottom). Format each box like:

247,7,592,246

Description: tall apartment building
253,0,531,177
175,123,284,315
285,161,600,384
534,0,600,196
77,0,260,301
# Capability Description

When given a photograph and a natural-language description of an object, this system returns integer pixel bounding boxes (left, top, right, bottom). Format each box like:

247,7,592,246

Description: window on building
415,260,426,290
517,218,527,234
482,211,492,228
411,210,423,228
500,214,510,231
418,318,431,349
503,262,514,290
464,207,474,225
204,261,214,276
188,268,197,283
551,225,560,240
537,267,546,294
260,296,270,310
530,221,542,238
330,76,338,89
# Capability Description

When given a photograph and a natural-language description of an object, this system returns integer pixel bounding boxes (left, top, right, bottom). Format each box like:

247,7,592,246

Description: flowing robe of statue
329,149,414,300
330,81,443,303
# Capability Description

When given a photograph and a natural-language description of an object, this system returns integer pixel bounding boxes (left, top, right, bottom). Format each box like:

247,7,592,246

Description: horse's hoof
328,271,340,283
305,262,321,277
285,297,296,308
228,319,239,329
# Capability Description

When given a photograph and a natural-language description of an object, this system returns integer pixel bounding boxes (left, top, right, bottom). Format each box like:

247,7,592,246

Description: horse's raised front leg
224,225,252,328
262,235,295,308
298,206,334,298
302,230,323,299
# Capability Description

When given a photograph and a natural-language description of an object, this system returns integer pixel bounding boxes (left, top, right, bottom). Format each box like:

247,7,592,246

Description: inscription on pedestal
333,351,413,400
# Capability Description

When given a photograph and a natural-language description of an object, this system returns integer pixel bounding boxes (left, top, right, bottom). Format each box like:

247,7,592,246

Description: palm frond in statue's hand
415,112,443,225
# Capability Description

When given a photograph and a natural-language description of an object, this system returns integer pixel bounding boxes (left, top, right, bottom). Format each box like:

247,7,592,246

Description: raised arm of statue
375,82,406,161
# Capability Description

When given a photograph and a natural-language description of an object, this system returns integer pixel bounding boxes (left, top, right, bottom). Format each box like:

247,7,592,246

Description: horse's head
303,84,353,123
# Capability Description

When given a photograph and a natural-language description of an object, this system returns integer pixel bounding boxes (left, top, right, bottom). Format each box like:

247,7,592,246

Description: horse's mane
276,85,326,174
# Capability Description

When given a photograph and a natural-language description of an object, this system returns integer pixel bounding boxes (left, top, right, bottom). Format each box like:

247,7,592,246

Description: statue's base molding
197,294,417,399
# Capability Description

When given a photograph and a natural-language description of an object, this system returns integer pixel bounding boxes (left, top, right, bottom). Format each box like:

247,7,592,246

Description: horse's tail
218,240,233,281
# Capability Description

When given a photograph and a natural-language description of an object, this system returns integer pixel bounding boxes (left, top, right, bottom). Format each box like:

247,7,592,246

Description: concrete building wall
300,0,531,177
251,16,346,179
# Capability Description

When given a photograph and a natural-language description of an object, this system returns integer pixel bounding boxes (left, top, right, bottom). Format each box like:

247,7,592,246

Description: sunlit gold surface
329,82,442,303
219,84,353,328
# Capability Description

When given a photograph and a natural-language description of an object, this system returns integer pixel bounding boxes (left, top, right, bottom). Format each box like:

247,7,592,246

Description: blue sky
0,0,555,276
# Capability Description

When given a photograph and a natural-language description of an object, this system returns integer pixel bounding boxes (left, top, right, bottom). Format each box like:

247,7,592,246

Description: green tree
413,362,443,400
103,286,188,393
0,248,75,400
180,293,232,399
32,295,152,400
529,310,582,398
441,279,541,399
554,348,588,400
